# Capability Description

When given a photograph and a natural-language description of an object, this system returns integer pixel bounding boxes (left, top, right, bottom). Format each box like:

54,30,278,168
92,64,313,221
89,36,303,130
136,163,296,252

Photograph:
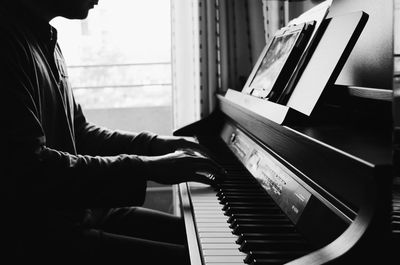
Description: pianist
0,0,225,264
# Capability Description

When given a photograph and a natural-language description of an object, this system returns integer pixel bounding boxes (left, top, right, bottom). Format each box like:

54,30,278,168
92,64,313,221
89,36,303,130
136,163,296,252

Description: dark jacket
0,3,154,260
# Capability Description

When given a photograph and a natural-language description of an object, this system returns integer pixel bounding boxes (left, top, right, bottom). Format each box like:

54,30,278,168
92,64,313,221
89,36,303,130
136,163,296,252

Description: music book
225,10,369,124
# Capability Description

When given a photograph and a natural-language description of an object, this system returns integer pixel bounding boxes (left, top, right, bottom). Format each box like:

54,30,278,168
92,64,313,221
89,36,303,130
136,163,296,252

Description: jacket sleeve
73,100,158,157
0,24,147,210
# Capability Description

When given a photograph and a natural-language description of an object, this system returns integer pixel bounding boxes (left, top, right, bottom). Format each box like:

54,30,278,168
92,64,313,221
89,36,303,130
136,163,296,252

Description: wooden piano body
173,0,396,264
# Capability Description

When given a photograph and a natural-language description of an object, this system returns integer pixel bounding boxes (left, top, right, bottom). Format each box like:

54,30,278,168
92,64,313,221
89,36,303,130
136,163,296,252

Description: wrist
135,155,152,181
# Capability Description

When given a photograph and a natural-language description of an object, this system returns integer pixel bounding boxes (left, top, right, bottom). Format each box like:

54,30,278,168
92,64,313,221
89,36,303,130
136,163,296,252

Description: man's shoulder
0,13,24,43
0,11,32,62
0,6,19,32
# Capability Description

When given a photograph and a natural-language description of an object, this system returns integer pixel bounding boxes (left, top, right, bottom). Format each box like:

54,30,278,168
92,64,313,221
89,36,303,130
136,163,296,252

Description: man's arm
73,98,216,158
73,100,158,156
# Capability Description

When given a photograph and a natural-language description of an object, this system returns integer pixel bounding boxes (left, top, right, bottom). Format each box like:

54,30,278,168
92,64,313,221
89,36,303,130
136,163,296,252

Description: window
51,0,173,134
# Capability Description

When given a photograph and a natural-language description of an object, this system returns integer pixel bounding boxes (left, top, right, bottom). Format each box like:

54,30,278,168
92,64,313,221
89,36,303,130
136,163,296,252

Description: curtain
170,0,201,129
198,0,289,117
262,0,288,43
171,0,288,128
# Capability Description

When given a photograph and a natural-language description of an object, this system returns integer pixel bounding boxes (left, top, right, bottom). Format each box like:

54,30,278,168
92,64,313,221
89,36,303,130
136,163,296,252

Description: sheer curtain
171,0,288,129
262,0,288,42
170,0,201,130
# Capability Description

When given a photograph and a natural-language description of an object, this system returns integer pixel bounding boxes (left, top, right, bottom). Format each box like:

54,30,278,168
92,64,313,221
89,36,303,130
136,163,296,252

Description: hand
150,135,212,158
141,150,226,186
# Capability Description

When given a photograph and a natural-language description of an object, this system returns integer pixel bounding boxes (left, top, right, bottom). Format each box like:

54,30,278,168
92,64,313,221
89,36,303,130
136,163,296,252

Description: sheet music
288,0,332,43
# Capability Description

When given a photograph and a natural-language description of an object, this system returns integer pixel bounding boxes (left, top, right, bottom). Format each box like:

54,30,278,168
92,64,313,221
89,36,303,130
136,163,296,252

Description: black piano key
219,190,268,196
218,191,268,197
244,250,307,264
227,214,287,223
236,232,303,244
233,223,295,235
217,189,264,195
225,206,283,216
218,187,264,193
248,258,292,265
240,239,309,252
220,196,272,204
228,213,286,219
219,182,258,187
229,218,291,228
220,179,256,183
222,202,277,211
219,183,260,189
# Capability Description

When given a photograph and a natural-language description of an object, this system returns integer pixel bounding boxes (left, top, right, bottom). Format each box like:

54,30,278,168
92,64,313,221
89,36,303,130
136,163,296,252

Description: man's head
18,0,99,21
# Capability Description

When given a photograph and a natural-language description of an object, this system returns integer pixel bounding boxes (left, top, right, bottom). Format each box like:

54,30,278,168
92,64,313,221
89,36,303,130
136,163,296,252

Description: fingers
178,149,226,175
146,149,227,186
192,172,222,188
170,150,226,186
194,156,227,177
176,138,219,161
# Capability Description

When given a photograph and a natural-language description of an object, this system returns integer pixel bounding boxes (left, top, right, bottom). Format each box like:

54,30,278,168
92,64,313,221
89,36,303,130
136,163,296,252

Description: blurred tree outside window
51,0,172,109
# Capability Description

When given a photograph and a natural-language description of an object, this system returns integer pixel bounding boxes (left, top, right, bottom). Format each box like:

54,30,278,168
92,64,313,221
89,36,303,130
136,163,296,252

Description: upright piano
172,0,397,263
174,92,393,264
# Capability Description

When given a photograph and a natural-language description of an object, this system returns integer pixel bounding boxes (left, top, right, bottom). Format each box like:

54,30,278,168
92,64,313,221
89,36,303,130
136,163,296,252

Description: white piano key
197,222,231,227
203,249,246,256
191,194,217,198
192,198,219,205
192,202,220,205
193,199,221,204
199,232,236,238
193,206,221,209
191,193,215,198
204,255,245,263
190,191,216,195
192,194,218,197
193,206,223,210
200,237,238,243
196,206,223,213
194,207,223,211
194,210,222,214
188,182,211,188
191,191,216,195
201,243,239,249
205,263,244,265
194,210,223,213
192,196,218,199
197,227,232,232
194,214,226,218
193,205,221,209
192,195,218,198
195,217,227,221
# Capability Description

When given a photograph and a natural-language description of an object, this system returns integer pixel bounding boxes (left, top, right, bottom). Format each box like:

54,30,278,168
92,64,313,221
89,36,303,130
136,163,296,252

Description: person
0,0,225,264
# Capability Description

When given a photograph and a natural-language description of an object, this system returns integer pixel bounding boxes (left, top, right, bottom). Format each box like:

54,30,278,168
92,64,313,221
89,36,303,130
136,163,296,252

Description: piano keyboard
183,137,314,265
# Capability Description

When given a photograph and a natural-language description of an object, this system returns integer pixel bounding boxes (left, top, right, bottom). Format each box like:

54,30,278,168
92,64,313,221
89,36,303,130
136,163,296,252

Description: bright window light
51,0,172,109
